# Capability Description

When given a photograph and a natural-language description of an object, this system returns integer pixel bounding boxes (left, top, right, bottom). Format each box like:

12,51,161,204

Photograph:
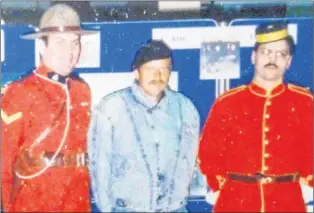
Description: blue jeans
112,206,188,212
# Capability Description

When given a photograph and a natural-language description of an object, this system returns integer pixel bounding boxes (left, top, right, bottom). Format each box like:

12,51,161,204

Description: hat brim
20,29,99,40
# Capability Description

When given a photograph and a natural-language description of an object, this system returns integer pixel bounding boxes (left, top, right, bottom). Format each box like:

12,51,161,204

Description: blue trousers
112,206,189,212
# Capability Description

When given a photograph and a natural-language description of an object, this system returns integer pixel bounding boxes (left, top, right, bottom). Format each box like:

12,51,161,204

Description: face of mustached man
135,58,172,99
252,39,292,82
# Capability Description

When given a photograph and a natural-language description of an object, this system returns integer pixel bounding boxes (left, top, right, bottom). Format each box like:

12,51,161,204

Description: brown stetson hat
21,3,98,40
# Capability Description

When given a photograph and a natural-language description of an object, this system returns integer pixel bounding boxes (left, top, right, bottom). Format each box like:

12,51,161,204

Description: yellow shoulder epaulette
287,84,313,99
1,81,20,96
218,85,247,101
1,84,10,95
1,71,33,96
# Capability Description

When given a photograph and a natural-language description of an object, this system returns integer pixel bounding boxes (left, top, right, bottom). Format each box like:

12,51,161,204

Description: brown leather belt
20,151,89,168
227,172,299,184
15,150,89,177
44,152,89,167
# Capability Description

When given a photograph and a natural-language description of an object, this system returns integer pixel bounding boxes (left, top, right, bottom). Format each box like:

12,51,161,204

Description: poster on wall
199,41,240,80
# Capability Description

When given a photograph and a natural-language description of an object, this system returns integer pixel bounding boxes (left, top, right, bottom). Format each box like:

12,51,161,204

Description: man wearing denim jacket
88,40,200,212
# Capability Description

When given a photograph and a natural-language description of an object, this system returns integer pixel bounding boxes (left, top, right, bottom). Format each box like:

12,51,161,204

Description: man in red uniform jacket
1,4,98,212
198,21,313,212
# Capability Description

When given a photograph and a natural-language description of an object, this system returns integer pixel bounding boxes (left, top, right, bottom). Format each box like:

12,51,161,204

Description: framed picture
200,41,240,80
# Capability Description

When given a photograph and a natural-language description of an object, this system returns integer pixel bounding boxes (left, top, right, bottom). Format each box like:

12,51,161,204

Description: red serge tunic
1,65,92,212
199,82,313,212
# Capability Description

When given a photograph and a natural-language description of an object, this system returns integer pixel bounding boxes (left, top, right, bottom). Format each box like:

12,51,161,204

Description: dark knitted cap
132,39,172,70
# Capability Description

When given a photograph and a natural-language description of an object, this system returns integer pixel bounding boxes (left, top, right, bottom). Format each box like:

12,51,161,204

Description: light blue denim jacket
88,82,201,212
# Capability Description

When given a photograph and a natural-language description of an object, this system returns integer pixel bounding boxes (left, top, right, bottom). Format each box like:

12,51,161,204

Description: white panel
1,28,4,62
158,1,201,11
76,32,101,68
152,24,298,49
230,23,298,47
152,27,241,50
219,79,224,96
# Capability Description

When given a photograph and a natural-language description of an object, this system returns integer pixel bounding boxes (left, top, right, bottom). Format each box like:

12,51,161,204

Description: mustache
264,63,278,68
149,80,165,85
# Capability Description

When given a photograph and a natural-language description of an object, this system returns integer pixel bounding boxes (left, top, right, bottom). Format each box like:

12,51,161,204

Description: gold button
263,166,269,171
264,153,270,158
266,101,271,106
264,127,269,132
264,140,269,145
265,177,272,183
265,114,270,119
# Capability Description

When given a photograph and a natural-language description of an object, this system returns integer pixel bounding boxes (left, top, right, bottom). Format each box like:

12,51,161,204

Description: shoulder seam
287,84,313,99
218,85,247,101
1,81,24,96
1,86,8,95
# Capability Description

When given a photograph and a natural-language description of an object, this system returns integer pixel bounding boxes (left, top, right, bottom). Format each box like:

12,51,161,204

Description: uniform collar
131,80,168,109
249,81,285,97
35,64,68,85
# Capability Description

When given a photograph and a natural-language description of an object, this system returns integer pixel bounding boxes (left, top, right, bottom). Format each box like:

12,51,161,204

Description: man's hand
205,190,220,205
300,181,313,204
